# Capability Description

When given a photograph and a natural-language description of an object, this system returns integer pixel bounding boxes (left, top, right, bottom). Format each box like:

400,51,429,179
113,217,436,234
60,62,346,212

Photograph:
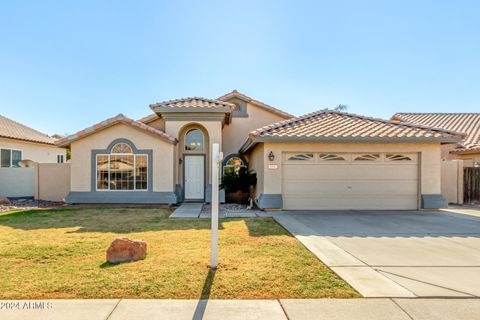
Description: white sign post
211,143,222,269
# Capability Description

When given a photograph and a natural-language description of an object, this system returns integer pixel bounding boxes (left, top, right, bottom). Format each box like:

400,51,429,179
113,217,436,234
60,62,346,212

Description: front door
184,155,205,200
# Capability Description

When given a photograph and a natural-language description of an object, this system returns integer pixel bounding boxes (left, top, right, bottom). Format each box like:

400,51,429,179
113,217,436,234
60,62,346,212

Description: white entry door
184,155,205,200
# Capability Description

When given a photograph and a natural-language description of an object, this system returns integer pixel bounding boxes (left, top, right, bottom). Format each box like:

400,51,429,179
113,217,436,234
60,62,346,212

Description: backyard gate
464,167,480,204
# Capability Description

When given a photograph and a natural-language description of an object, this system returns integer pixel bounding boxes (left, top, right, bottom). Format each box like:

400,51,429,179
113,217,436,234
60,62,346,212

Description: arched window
223,156,247,175
185,129,204,151
96,141,148,191
111,143,132,154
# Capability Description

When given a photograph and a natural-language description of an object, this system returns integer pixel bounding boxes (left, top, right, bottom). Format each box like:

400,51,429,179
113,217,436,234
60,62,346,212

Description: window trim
222,153,248,176
95,153,149,192
184,128,205,152
223,157,247,175
111,142,133,154
1,148,23,168
91,138,153,192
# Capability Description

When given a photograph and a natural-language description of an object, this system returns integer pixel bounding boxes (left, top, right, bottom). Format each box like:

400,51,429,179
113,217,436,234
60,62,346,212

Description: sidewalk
1,298,479,320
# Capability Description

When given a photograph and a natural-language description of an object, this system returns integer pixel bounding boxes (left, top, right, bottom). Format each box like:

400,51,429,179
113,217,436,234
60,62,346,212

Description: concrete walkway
1,298,479,319
170,203,203,218
171,203,260,219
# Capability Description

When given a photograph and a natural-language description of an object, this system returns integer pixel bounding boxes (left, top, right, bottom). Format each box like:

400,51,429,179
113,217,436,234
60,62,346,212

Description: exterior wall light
268,151,275,161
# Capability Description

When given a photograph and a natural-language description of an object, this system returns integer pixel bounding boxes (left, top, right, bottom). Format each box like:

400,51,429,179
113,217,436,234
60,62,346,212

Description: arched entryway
178,124,209,201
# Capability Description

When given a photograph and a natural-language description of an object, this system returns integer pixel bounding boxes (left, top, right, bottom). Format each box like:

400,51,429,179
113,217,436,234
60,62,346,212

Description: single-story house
56,91,463,210
391,113,480,167
0,114,66,167
0,114,68,198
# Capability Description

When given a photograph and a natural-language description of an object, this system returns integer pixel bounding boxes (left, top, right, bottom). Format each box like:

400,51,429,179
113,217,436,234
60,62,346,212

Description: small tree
334,104,349,111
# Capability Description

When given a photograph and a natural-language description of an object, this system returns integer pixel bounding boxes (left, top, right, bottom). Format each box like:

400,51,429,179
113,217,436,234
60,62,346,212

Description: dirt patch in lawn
0,208,359,299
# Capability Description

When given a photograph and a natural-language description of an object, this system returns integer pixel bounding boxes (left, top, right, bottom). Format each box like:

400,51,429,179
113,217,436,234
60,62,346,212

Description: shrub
222,167,257,193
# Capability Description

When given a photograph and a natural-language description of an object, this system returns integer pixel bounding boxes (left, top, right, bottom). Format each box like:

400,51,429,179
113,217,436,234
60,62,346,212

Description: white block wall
0,168,35,197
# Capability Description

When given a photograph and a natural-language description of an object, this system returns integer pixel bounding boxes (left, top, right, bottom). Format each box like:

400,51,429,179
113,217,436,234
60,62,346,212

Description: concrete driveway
272,208,480,297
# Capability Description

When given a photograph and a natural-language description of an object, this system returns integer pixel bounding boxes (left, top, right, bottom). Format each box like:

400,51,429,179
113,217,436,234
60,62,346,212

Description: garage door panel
282,152,419,210
282,180,418,196
282,164,417,180
283,195,419,210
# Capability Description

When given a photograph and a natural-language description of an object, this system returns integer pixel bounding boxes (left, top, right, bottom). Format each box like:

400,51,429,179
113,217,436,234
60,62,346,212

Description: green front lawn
0,208,358,299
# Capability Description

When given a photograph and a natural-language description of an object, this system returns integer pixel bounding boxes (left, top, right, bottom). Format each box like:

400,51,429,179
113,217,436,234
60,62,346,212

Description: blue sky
0,1,478,135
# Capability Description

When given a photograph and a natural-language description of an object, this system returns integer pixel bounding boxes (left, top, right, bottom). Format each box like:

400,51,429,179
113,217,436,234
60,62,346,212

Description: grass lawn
0,208,359,299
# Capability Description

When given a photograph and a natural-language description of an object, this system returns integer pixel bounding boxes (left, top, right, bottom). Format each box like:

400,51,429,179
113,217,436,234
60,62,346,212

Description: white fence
0,167,35,197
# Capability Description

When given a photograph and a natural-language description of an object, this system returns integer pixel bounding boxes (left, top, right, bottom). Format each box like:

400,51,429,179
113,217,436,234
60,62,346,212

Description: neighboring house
0,114,67,198
56,91,462,210
0,114,66,167
391,113,480,167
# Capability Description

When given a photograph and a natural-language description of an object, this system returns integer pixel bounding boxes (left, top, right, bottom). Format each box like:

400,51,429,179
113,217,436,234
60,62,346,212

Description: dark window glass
1,149,11,167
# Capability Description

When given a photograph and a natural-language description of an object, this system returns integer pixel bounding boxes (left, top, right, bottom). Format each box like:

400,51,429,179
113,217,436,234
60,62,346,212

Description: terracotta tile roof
240,110,464,152
138,113,158,124
0,114,57,145
218,90,294,119
392,113,480,153
56,114,177,147
150,97,235,112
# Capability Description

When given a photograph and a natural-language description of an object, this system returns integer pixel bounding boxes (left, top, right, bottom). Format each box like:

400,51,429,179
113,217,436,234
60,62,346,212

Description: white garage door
282,152,419,210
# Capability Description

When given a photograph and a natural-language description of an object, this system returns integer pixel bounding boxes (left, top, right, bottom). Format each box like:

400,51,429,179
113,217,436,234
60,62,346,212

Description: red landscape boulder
106,237,147,264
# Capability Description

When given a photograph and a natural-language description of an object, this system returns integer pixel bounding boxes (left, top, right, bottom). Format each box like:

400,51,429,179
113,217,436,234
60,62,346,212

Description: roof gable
0,114,57,145
218,90,294,119
56,114,177,147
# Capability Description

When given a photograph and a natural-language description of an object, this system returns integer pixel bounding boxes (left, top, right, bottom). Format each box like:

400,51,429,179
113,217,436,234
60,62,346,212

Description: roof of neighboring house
56,114,178,147
217,90,294,119
240,110,464,153
0,114,57,145
391,113,480,153
150,97,235,113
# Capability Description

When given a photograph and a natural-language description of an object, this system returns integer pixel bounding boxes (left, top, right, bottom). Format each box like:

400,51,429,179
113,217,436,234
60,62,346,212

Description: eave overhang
239,135,464,154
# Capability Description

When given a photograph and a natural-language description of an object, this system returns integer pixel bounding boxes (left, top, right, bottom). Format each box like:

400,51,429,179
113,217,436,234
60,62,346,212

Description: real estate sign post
211,143,222,269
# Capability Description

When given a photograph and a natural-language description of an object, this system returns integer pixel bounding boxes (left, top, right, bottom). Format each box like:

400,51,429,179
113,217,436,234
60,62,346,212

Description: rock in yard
106,237,147,264
0,196,11,205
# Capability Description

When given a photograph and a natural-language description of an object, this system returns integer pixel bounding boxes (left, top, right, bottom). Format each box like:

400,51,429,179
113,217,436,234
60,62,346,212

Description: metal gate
464,167,480,203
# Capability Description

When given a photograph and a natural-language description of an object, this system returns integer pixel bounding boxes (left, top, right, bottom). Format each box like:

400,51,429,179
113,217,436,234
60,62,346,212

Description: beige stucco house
0,114,66,167
0,114,68,198
56,91,462,210
391,113,480,167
